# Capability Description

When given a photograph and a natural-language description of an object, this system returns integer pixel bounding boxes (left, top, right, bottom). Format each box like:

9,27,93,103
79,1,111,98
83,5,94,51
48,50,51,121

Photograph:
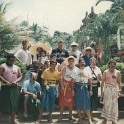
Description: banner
117,28,121,50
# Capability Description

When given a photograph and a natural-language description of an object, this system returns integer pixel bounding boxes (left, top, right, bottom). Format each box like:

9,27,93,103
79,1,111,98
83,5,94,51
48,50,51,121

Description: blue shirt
82,55,92,67
22,80,41,94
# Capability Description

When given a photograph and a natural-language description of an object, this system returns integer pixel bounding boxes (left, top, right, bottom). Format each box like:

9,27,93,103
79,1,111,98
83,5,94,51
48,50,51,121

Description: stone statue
88,6,97,18
82,11,89,26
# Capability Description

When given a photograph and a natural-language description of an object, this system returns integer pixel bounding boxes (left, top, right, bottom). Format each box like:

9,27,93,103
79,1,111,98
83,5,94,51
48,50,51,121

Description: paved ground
1,114,124,124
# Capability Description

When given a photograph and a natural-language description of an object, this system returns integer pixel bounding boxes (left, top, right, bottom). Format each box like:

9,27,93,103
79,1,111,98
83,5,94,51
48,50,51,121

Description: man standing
15,40,32,92
0,54,22,124
58,56,77,122
51,40,69,64
69,42,82,61
82,47,94,67
22,72,41,119
101,60,122,124
36,61,60,123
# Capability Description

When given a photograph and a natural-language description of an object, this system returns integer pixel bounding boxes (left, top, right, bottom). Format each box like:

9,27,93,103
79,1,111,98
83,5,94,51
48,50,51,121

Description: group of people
0,39,122,124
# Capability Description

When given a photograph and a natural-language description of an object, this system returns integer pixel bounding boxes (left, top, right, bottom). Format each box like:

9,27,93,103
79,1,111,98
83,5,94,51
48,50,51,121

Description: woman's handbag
90,67,100,87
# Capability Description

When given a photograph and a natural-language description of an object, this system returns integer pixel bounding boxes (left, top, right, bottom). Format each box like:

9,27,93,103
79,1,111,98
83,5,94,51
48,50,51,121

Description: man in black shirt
51,40,69,64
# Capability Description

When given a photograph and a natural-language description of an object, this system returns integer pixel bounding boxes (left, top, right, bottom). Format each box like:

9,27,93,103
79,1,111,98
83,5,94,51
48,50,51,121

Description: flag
97,41,102,58
117,28,121,50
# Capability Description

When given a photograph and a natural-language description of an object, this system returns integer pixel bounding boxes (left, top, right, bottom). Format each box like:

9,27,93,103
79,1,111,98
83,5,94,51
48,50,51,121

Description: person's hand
6,81,11,85
118,91,121,98
32,94,37,100
89,91,93,96
72,90,75,96
101,91,104,97
11,81,17,86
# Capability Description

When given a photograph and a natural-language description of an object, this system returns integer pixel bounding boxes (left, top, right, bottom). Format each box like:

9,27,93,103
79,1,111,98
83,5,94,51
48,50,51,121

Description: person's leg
58,106,64,122
23,94,29,117
11,113,19,124
24,99,28,112
36,108,44,123
48,112,53,122
77,110,82,123
85,110,93,124
102,118,107,124
0,112,3,123
68,106,76,121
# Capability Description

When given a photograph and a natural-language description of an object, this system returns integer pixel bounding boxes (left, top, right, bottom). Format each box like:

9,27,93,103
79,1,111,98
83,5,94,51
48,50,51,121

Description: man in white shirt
15,40,32,92
69,42,82,61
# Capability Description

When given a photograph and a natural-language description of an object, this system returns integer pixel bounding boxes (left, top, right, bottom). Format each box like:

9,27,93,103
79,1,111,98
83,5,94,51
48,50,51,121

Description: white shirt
69,50,82,61
64,66,78,81
33,55,48,64
85,66,102,84
15,49,32,65
72,68,92,83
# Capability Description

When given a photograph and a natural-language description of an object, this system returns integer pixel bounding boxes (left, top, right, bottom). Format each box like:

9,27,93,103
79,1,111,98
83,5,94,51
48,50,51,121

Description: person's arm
88,78,93,96
65,50,69,58
58,63,61,72
11,67,22,85
60,67,66,93
71,78,76,96
101,71,106,97
0,65,10,84
117,71,122,92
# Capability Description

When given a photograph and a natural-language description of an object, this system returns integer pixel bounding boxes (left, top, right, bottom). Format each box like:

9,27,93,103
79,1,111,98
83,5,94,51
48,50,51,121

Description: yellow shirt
42,68,60,85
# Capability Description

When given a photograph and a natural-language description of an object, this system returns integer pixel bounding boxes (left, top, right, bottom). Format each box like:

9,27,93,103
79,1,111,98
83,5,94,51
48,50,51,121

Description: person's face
109,62,116,68
41,52,46,57
30,73,37,82
68,59,75,66
22,42,28,49
71,45,77,51
90,59,96,66
79,60,85,67
37,47,43,54
50,63,57,69
7,57,15,66
85,49,91,55
51,56,57,61
58,42,64,48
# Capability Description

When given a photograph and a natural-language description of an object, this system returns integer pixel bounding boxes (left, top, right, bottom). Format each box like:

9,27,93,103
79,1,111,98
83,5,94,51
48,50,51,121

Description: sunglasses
86,49,91,52
72,45,77,47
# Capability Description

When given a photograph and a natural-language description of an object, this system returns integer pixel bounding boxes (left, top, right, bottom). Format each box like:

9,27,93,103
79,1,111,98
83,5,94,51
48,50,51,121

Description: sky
2,0,112,36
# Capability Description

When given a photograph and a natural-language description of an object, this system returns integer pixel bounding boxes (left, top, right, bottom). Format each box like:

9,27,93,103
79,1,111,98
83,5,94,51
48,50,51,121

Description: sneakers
58,116,62,122
23,111,28,117
68,116,76,121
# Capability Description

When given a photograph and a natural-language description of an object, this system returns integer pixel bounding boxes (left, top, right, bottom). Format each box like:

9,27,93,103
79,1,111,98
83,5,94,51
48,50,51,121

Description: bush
100,62,124,73
0,58,27,76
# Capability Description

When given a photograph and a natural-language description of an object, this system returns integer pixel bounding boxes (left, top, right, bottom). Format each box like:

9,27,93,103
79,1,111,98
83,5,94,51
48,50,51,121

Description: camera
92,77,97,80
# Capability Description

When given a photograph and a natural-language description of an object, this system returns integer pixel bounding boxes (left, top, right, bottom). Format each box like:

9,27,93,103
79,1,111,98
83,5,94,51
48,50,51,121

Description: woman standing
85,57,102,120
72,58,93,124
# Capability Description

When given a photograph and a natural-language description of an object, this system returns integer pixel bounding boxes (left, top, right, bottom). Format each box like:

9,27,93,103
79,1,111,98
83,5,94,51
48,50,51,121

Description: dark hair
78,58,84,63
108,59,116,65
22,40,29,44
50,53,57,58
6,54,15,60
50,60,57,65
42,50,46,55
